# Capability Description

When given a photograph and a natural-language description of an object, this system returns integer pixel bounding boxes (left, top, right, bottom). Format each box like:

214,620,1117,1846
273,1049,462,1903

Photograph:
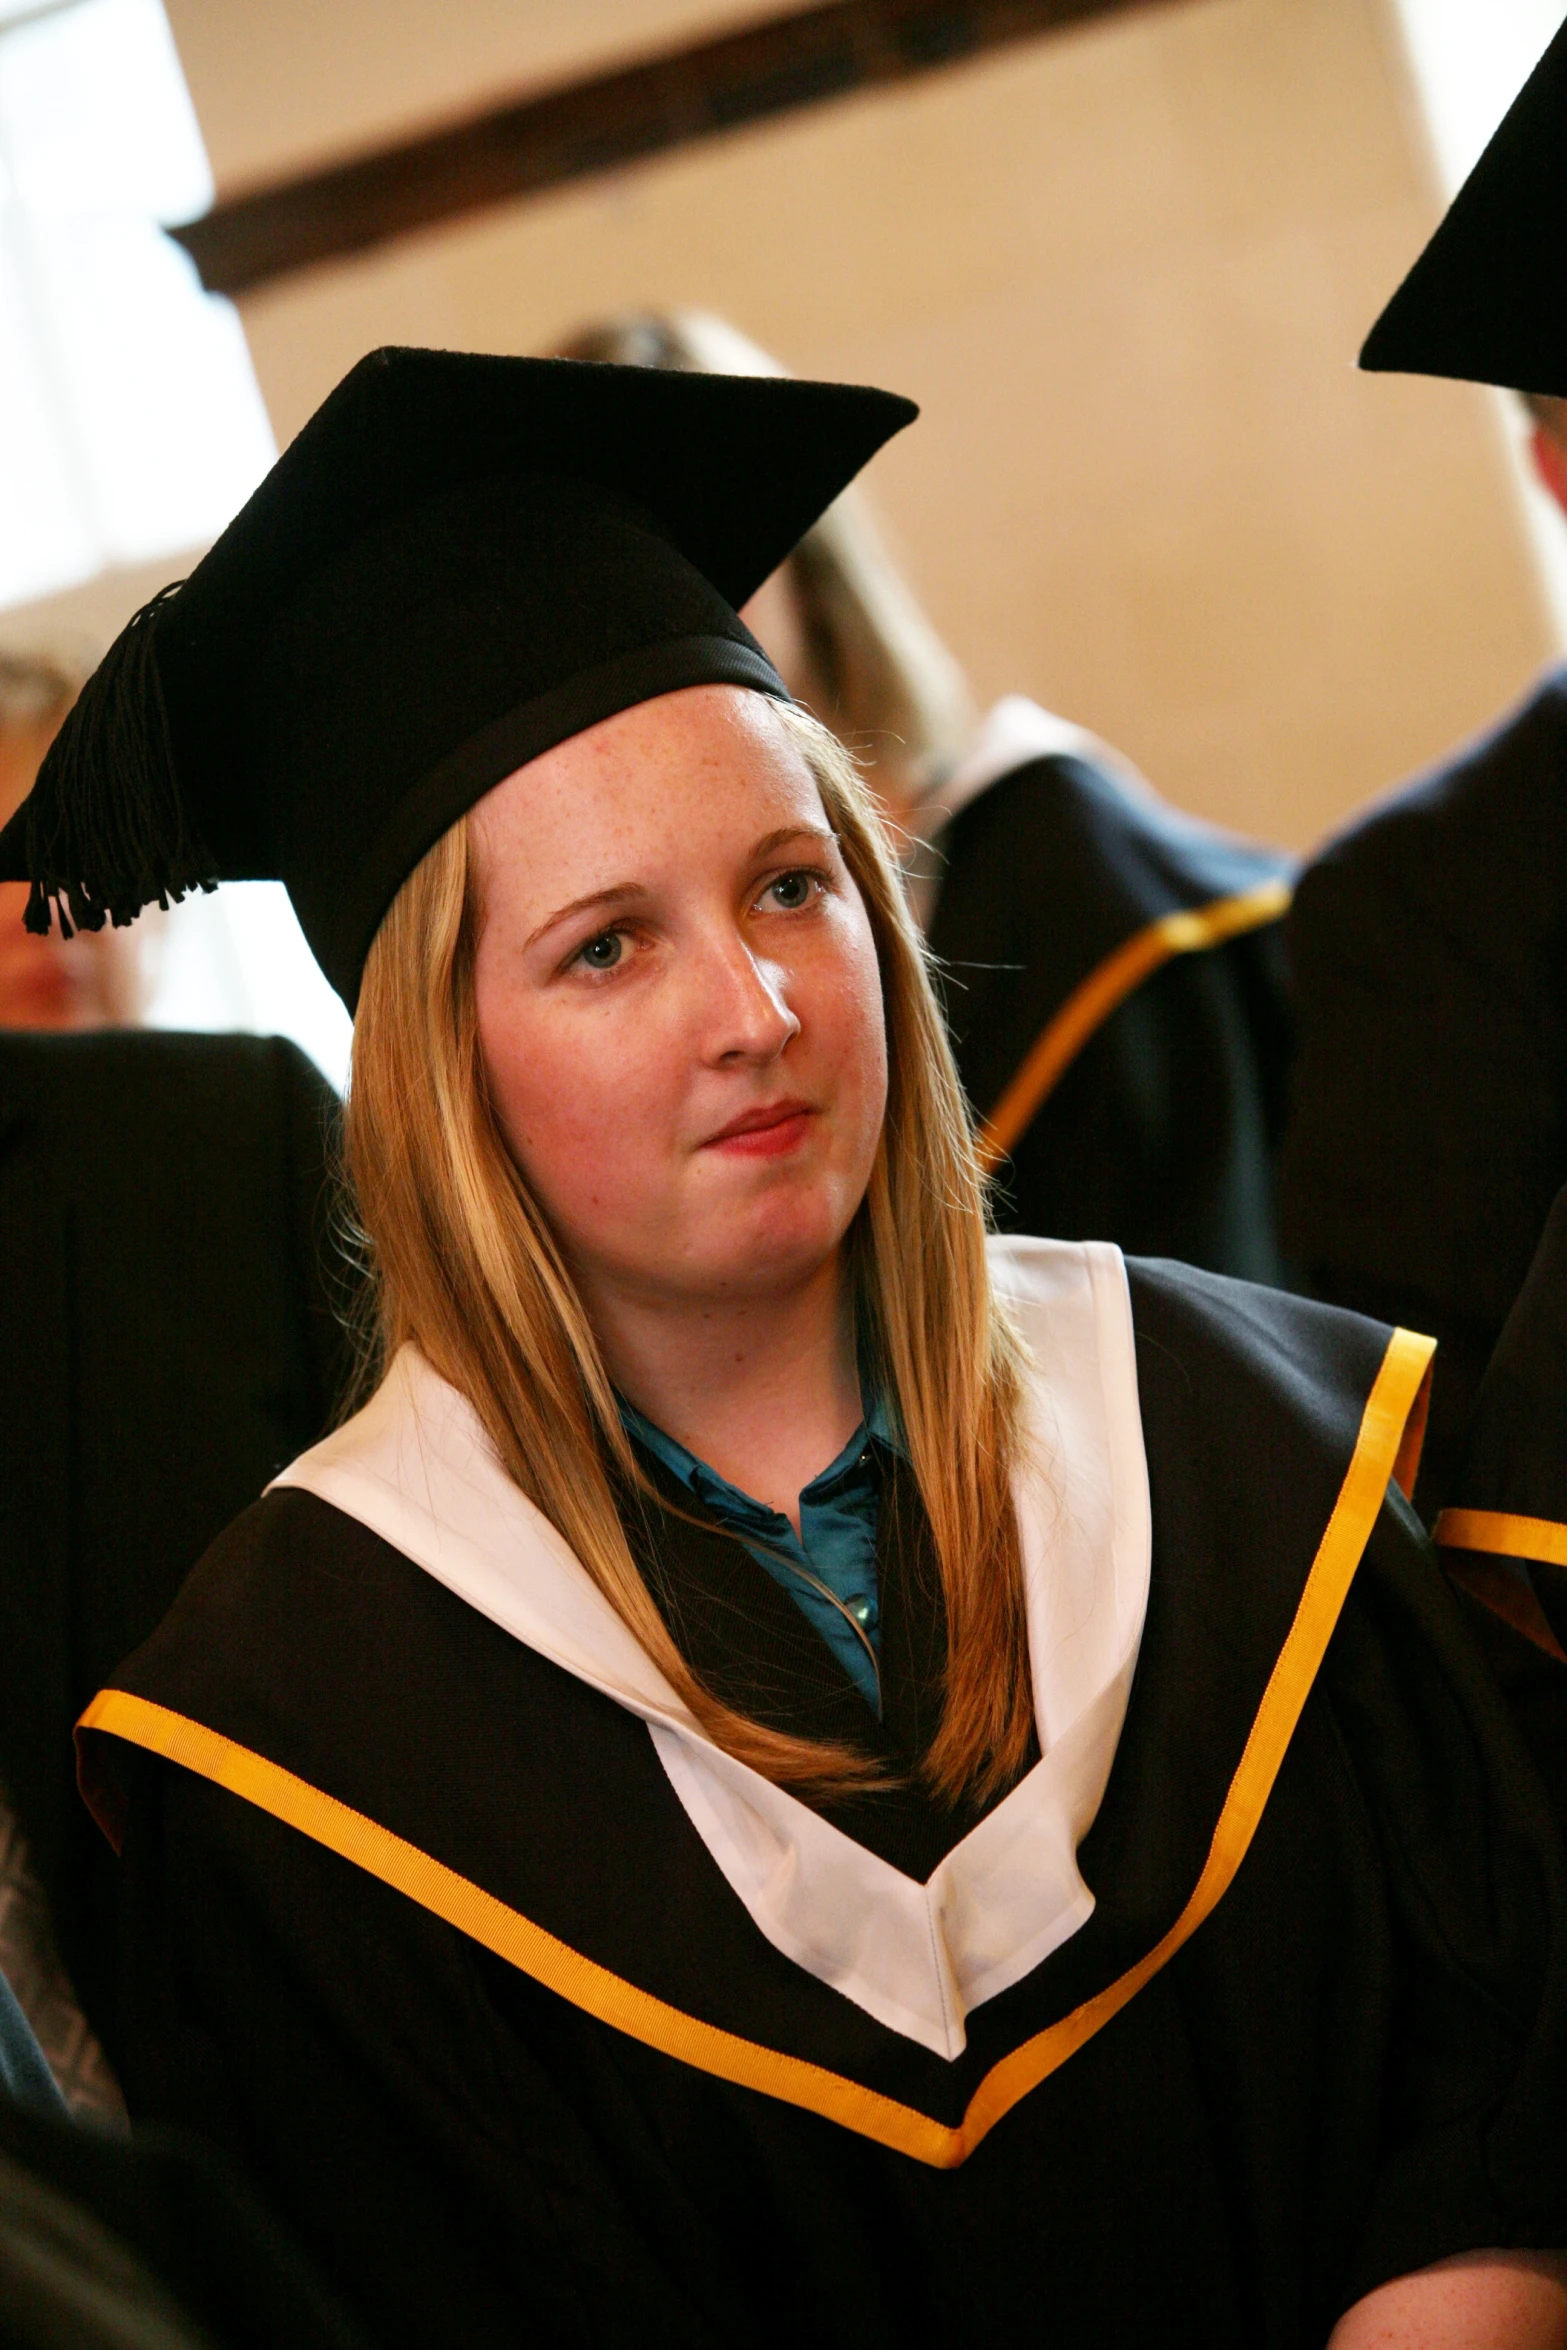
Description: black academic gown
78,1260,1567,2350
1279,665,1567,1508
925,751,1293,1281
1435,1181,1567,1827
0,1029,356,2057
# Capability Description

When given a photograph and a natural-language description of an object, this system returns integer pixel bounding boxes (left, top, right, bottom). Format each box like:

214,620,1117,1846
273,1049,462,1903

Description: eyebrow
524,824,836,952
523,881,648,954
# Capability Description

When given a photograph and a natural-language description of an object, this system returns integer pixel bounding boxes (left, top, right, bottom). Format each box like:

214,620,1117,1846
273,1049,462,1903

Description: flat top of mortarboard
1360,19,1567,396
167,345,918,651
0,349,917,1006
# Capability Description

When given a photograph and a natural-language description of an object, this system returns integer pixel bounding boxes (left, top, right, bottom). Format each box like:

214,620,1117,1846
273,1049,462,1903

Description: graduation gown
1435,1181,1567,1825
1279,665,1567,1507
920,701,1293,1282
0,1028,357,2057
80,1241,1567,2350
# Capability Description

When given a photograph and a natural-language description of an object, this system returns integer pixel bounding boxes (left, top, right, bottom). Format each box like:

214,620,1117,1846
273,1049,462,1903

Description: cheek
477,984,669,1235
814,913,889,1143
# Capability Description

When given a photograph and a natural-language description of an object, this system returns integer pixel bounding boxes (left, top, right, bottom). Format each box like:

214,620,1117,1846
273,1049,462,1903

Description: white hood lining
271,1235,1150,2063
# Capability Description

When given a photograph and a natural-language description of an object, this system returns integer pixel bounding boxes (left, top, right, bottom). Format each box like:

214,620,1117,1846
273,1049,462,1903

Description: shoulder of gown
928,751,1294,1277
927,745,1291,1073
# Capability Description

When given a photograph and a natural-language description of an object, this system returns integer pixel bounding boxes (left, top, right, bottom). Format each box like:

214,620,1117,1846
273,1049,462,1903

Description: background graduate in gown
559,310,1295,1283
0,648,355,2096
8,348,1566,2349
1281,16,1567,1509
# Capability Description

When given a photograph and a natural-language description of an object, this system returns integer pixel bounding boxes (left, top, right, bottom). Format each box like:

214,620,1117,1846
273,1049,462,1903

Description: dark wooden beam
170,0,1184,298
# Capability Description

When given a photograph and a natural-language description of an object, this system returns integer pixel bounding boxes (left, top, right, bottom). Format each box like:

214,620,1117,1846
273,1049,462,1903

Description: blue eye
578,931,623,970
766,871,816,910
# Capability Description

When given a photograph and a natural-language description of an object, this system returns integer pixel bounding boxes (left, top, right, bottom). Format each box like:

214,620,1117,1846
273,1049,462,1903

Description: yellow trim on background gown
1435,1507,1567,1663
1436,1507,1567,1574
975,878,1293,1174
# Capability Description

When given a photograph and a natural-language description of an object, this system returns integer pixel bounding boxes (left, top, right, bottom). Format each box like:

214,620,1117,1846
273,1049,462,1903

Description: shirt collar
617,1382,902,1520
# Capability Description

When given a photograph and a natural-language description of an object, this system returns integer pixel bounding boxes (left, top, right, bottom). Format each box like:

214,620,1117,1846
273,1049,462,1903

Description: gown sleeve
1429,1182,1567,1831
115,1758,732,2350
1313,1483,1567,2304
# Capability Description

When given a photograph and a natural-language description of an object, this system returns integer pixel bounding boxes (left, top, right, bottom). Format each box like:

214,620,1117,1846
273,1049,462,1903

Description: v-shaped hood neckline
270,1235,1151,2060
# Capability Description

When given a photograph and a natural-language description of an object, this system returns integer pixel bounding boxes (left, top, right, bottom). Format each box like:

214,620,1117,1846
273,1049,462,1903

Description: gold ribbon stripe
976,878,1293,1173
1435,1507,1567,1574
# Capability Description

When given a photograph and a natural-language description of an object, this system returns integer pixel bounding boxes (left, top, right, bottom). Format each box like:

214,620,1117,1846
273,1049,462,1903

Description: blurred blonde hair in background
553,310,974,809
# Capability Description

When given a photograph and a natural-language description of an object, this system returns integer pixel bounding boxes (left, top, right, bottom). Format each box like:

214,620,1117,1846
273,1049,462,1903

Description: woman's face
470,684,887,1318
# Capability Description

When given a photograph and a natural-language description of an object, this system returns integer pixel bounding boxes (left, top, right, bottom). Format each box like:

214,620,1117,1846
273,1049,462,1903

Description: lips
701,1100,816,1154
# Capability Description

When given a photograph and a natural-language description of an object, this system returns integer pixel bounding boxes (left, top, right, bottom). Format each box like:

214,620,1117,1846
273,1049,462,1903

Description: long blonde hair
552,311,975,805
346,704,1031,1804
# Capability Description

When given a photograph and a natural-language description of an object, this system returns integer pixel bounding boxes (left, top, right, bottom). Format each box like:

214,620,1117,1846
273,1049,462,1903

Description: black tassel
22,581,217,939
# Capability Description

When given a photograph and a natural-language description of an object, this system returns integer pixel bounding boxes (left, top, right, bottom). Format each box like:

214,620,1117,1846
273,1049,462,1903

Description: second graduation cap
0,347,916,1006
1361,18,1567,396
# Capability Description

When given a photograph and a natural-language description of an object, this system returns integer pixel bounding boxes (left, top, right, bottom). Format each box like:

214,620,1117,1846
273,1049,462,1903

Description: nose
699,929,800,1067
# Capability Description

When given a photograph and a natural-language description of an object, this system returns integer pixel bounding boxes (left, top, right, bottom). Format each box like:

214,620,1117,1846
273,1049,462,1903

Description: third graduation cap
1360,17,1567,396
0,348,916,1006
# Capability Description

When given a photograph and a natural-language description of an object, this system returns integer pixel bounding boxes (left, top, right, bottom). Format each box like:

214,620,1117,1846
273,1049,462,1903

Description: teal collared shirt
618,1391,900,1714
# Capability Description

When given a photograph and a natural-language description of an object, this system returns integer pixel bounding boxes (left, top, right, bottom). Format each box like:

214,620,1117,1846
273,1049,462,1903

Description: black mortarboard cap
0,347,915,1005
1361,20,1567,395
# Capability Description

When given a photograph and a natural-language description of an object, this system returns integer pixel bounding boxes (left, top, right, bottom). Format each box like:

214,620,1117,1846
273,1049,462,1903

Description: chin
706,1203,851,1293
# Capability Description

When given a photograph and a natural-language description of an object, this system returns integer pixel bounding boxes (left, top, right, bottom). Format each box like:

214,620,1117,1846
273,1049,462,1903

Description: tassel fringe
22,582,217,939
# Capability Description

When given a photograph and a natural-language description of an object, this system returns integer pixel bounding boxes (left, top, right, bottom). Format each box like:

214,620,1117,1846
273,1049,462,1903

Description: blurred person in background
1281,16,1567,1514
0,626,355,2093
0,675,364,2349
0,651,150,1030
557,310,1296,1282
1310,15,1567,1879
0,647,150,2130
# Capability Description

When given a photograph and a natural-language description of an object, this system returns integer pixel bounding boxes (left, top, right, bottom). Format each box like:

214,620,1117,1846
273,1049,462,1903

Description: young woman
5,349,1566,2349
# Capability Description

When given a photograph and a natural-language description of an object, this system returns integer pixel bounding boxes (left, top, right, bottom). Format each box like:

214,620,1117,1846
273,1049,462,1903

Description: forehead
469,685,825,912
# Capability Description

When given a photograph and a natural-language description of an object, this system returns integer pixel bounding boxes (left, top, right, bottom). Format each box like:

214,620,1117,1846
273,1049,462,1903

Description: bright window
148,884,355,1095
0,0,352,1087
0,0,274,607
1391,0,1562,194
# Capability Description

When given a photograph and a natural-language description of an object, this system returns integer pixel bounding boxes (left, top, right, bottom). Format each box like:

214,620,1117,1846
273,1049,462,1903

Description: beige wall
162,0,788,187
10,0,1558,854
